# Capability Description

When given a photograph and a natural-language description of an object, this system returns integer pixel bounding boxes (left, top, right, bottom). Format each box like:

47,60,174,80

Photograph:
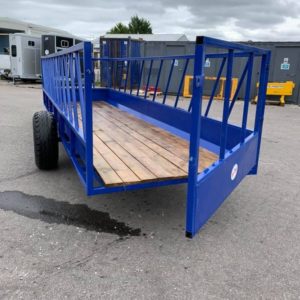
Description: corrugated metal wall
244,41,300,104
143,40,300,104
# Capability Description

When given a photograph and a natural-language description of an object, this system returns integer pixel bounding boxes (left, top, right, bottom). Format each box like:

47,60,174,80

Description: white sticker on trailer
231,164,238,181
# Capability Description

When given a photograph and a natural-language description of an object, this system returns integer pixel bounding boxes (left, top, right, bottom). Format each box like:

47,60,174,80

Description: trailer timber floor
89,102,217,186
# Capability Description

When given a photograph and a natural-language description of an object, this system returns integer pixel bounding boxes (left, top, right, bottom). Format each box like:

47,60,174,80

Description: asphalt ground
0,81,299,299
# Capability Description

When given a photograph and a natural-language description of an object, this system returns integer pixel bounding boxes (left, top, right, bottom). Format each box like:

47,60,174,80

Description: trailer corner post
83,42,94,195
220,49,234,160
186,37,205,238
251,51,271,175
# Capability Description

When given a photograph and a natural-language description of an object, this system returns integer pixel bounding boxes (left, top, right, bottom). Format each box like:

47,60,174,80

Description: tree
108,16,152,34
128,15,152,34
109,22,130,34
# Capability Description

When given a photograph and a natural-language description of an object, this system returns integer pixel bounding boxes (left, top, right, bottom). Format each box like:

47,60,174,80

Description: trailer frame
40,36,270,237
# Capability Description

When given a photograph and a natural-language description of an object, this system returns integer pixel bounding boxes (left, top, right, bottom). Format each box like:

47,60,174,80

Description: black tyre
33,111,58,170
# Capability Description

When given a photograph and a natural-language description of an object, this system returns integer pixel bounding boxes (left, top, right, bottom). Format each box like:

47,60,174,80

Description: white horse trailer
9,33,41,80
41,34,82,56
0,34,10,76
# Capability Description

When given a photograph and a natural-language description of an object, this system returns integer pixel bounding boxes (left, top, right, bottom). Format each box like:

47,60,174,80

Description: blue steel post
186,37,205,238
219,49,234,159
251,51,271,174
241,53,253,142
83,42,94,194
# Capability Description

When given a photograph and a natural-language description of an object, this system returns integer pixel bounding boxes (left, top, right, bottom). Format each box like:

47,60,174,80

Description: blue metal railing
188,36,270,169
41,39,269,195
41,42,93,193
93,55,194,106
93,38,270,166
42,45,86,139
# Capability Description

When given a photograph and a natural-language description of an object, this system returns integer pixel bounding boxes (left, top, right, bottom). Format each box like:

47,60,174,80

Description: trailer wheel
33,111,58,170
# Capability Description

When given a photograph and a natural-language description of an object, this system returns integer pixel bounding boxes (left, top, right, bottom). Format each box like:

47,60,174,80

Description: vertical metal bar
105,60,110,88
83,42,93,194
204,57,226,116
92,60,95,89
69,53,79,131
43,59,49,95
152,60,163,101
61,56,69,117
75,52,86,137
63,55,73,124
114,60,118,90
118,60,124,92
163,59,175,104
54,58,60,107
137,60,144,97
61,56,67,114
49,59,53,98
57,57,64,111
186,40,205,237
228,60,249,115
174,58,189,108
124,60,130,93
241,54,253,141
219,49,234,160
144,59,153,99
108,60,113,88
253,52,270,172
52,58,56,100
130,60,134,95
112,60,116,90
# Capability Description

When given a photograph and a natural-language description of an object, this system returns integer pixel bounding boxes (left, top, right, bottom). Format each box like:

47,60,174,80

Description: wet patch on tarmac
0,191,141,237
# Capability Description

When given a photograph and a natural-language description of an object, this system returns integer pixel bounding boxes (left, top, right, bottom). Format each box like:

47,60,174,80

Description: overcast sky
1,0,300,41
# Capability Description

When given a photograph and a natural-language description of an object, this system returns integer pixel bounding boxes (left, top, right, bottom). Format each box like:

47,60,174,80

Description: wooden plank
95,130,157,181
93,134,140,184
93,116,187,178
92,149,123,186
95,108,189,172
94,102,217,172
96,102,191,156
79,101,217,186
97,102,217,170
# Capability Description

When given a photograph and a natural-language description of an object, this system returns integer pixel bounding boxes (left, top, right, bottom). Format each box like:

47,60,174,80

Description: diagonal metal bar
144,59,153,99
219,49,234,159
241,54,253,142
203,57,226,116
137,60,144,97
174,59,189,108
152,60,163,101
163,59,175,104
228,59,250,116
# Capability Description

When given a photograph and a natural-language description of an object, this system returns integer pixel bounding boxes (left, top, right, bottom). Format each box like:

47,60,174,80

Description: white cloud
0,0,300,41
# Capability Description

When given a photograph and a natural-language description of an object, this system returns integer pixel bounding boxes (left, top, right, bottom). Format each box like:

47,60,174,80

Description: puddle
0,191,141,237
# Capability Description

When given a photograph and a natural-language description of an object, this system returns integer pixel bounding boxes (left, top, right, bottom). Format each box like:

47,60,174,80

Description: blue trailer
34,36,270,238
